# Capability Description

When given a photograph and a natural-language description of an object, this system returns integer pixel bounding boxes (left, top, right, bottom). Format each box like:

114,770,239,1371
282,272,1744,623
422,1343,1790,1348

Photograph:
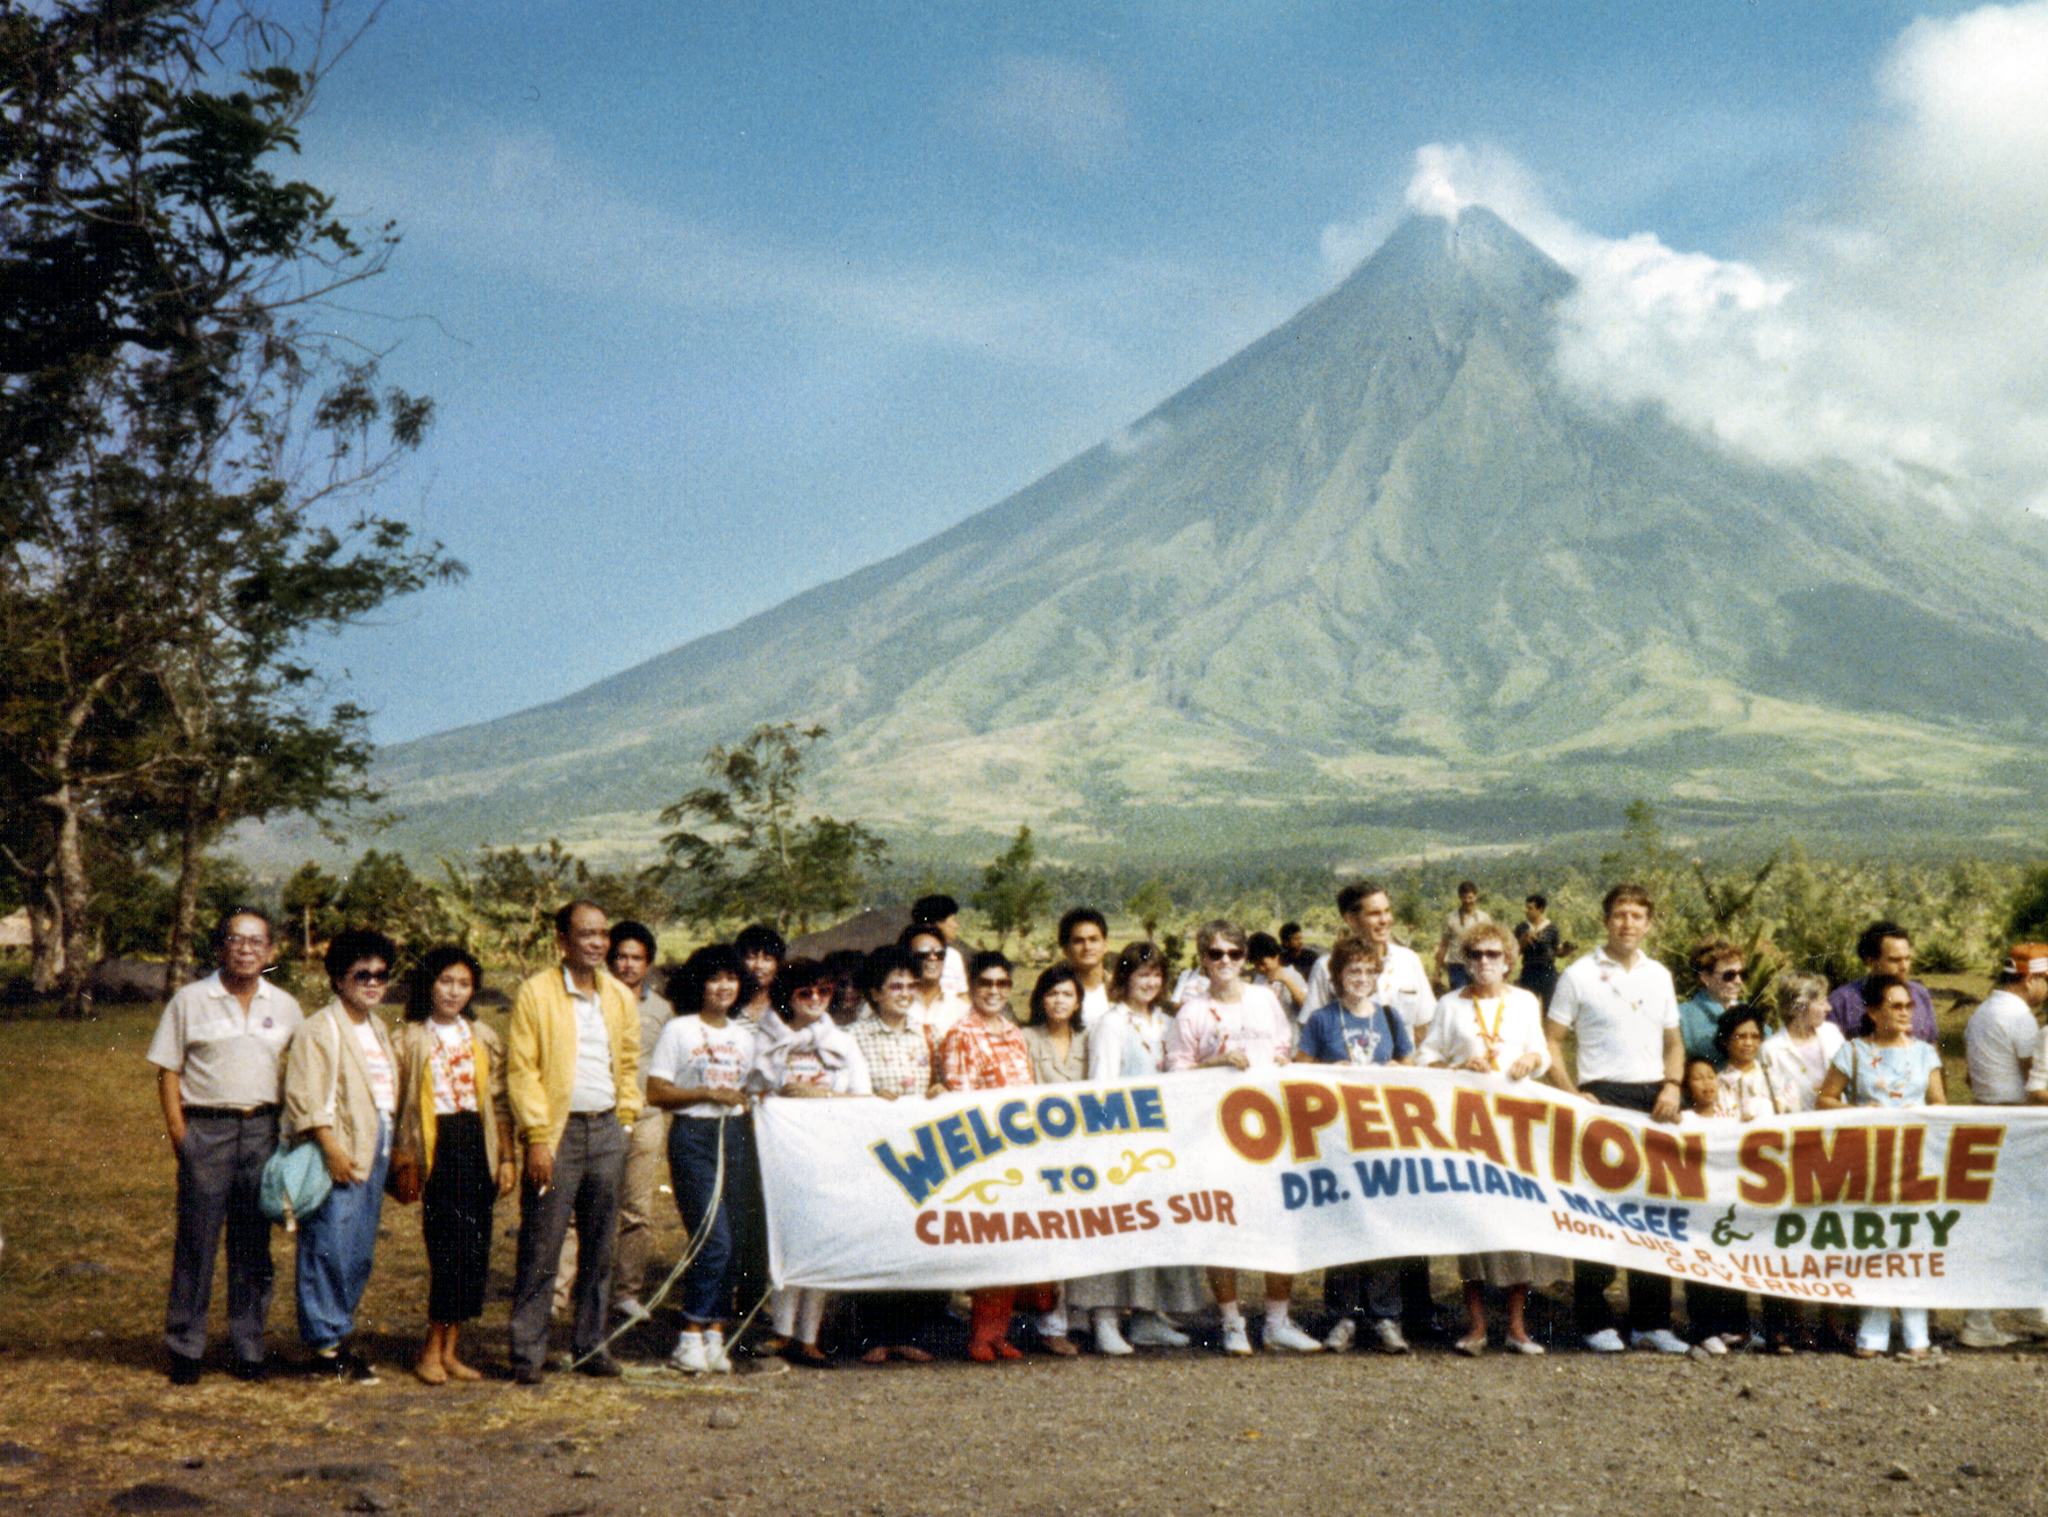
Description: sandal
1039,1335,1080,1358
859,1345,890,1366
1454,1334,1487,1357
894,1345,934,1363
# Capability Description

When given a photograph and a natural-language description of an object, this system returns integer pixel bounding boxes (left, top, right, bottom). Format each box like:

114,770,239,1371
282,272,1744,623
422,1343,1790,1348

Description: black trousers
422,1112,496,1324
1572,1080,1674,1336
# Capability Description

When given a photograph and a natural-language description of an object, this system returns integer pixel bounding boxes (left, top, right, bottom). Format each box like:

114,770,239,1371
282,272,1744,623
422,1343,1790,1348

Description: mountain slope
372,208,2048,861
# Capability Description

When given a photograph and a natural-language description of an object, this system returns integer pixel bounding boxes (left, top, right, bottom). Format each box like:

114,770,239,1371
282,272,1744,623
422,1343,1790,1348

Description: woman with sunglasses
1678,939,1746,1067
390,946,516,1384
1420,922,1560,1355
1164,920,1320,1354
939,950,1065,1363
752,957,872,1364
280,928,402,1383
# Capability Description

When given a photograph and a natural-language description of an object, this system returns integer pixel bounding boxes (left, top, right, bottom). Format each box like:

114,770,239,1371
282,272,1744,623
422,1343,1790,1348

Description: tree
280,859,341,961
655,723,887,935
973,825,1052,952
0,2,459,1012
1125,876,1174,940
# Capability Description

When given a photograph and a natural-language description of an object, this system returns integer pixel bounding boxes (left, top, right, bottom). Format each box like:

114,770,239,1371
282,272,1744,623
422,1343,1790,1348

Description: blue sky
283,0,2006,743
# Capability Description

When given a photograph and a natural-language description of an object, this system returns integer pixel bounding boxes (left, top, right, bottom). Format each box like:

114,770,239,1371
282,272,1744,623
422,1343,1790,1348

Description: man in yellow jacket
506,899,641,1382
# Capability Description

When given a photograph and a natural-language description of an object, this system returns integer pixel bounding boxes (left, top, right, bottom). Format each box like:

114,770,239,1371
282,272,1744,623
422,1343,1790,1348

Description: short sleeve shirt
648,1015,758,1118
146,974,304,1107
1830,1038,1940,1108
1546,947,1679,1086
1164,985,1294,1072
1964,989,2039,1104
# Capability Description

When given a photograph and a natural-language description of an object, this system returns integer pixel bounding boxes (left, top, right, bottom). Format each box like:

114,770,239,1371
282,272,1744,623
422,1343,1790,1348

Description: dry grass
0,1002,701,1504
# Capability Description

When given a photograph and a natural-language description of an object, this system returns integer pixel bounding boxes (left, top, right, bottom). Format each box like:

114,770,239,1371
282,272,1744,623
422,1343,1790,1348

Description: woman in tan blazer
392,946,516,1384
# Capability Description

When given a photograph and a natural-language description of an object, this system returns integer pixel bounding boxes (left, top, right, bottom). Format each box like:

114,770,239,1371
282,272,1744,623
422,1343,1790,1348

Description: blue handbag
259,1019,341,1231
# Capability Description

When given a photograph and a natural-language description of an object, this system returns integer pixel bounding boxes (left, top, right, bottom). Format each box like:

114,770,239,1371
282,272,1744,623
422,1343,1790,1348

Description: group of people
149,882,2048,1384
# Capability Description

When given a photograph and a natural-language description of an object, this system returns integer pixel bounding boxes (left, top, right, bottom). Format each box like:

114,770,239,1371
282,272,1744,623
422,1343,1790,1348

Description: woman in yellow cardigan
392,947,516,1384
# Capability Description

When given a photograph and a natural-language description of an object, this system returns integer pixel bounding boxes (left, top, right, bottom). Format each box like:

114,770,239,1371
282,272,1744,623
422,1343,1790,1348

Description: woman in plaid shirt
939,950,1064,1363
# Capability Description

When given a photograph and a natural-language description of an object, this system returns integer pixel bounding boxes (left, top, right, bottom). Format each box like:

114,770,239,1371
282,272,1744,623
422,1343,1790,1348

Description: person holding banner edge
1543,883,1691,1355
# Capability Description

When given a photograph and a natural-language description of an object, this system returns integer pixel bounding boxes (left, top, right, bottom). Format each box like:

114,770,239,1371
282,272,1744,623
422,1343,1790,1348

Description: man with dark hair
1827,921,1938,1044
506,901,640,1383
1545,884,1688,1355
1433,881,1492,991
1302,882,1434,1035
605,921,671,1323
1057,906,1112,1021
900,922,969,1038
148,908,303,1384
1278,922,1316,980
911,893,967,997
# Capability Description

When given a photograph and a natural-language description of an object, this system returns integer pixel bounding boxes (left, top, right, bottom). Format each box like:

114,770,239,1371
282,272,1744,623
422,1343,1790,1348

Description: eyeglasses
1204,946,1246,962
791,985,832,1002
975,978,1013,991
349,968,390,985
221,933,269,948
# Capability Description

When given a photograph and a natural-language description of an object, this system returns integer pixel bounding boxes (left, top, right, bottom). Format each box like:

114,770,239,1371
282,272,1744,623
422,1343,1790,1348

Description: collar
561,964,602,1001
1592,945,1647,974
203,971,277,1006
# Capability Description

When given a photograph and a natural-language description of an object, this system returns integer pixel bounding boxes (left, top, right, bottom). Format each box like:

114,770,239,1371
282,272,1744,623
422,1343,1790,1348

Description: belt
182,1103,279,1120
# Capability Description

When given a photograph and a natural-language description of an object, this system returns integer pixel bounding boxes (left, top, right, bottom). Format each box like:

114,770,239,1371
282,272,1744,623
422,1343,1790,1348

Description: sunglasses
791,985,833,1002
1713,967,1746,980
349,968,390,985
911,948,946,960
1467,949,1506,962
975,978,1013,991
1204,946,1246,962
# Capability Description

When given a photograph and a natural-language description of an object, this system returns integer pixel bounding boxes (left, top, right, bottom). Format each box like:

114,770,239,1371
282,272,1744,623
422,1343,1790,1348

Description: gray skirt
1066,1265,1210,1314
1458,1251,1567,1289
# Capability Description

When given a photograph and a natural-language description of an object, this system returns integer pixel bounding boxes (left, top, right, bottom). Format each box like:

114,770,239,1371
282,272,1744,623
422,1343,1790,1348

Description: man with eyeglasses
505,899,642,1383
1678,939,1746,1068
149,908,303,1384
899,923,969,1040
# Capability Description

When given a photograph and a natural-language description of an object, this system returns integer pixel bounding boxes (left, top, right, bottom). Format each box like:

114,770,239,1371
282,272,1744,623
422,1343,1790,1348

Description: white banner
757,1065,2048,1308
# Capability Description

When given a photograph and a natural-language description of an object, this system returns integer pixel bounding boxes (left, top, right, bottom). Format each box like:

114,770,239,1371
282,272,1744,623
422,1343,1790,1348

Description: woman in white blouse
1760,971,1843,1113
1070,943,1205,1354
1419,922,1558,1356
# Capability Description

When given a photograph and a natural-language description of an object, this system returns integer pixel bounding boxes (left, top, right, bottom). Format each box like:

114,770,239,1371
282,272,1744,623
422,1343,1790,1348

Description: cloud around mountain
1374,2,2048,514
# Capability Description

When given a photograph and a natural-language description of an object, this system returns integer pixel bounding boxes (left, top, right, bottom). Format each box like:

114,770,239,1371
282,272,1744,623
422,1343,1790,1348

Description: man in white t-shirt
1544,883,1688,1355
1960,942,2048,1347
1058,906,1113,1023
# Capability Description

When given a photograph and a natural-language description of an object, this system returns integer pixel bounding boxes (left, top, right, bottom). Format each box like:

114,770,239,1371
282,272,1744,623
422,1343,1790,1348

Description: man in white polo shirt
1960,942,2048,1347
1544,883,1688,1354
149,908,303,1384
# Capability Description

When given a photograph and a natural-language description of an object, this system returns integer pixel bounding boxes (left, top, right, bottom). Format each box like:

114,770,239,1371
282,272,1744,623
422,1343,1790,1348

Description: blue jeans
296,1115,390,1351
669,1114,755,1325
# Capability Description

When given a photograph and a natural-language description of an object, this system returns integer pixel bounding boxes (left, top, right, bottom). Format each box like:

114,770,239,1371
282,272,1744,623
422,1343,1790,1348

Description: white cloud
969,54,1130,172
1385,2,2048,511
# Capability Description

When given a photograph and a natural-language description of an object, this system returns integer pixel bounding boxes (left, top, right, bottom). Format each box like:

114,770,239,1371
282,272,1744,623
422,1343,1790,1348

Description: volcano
370,208,2048,863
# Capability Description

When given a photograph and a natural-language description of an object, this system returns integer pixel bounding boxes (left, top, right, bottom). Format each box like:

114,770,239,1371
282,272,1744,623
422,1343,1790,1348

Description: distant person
1544,884,1689,1354
605,921,672,1324
284,928,402,1383
150,908,303,1385
1278,922,1318,980
1512,894,1561,1005
391,946,515,1385
1057,907,1114,1021
505,900,640,1384
1020,966,1089,1357
1818,974,1944,1359
1677,938,1746,1067
1958,943,2048,1349
901,922,970,1039
734,923,787,1026
910,893,969,997
1302,881,1435,1038
1826,920,1938,1045
1434,880,1492,990
1247,931,1307,1020
1166,920,1320,1355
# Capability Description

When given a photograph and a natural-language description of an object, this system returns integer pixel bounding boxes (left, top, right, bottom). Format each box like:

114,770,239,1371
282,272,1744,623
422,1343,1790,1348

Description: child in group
1816,975,1946,1359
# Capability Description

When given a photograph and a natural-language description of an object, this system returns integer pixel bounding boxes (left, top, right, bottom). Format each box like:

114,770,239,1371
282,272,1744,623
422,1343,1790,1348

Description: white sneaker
1958,1321,2020,1349
1127,1314,1191,1349
1698,1334,1728,1356
669,1330,708,1374
1263,1319,1324,1353
1219,1321,1253,1356
1583,1328,1626,1353
1371,1319,1410,1355
703,1328,733,1374
1322,1316,1357,1352
1632,1328,1690,1354
614,1295,649,1324
1093,1318,1135,1356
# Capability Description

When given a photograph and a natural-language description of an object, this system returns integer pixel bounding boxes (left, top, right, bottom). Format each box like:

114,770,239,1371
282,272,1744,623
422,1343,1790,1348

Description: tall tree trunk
29,882,64,993
47,783,95,1019
164,791,206,993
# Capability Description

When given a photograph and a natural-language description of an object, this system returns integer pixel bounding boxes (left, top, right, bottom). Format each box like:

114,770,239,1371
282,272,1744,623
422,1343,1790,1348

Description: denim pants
670,1114,756,1325
165,1109,279,1362
509,1111,626,1371
295,1115,391,1351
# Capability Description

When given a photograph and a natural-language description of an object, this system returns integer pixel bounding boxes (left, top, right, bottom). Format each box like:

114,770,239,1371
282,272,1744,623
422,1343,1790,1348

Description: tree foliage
0,2,459,1011
973,825,1052,951
655,723,887,935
